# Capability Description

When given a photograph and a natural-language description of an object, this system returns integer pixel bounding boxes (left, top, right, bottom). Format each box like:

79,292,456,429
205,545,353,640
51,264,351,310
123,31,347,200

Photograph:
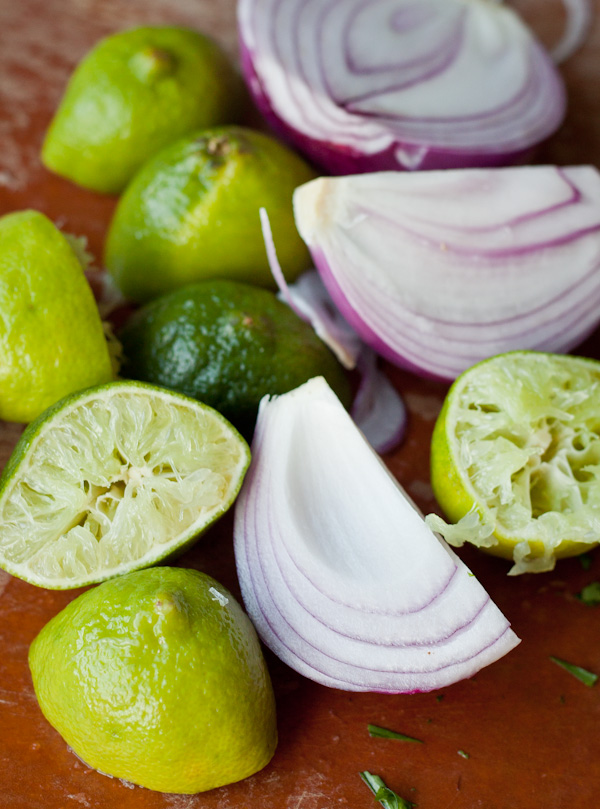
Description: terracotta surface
2,1,600,807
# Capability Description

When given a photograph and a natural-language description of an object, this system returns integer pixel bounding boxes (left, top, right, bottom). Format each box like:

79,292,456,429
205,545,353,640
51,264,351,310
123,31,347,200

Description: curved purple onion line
316,239,600,343
239,38,534,173
254,417,460,618
332,240,600,332
314,242,600,341
239,0,564,169
365,167,581,235
250,0,559,135
313,247,600,378
349,197,600,261
241,479,513,688
242,484,509,688
334,2,466,100
245,411,492,645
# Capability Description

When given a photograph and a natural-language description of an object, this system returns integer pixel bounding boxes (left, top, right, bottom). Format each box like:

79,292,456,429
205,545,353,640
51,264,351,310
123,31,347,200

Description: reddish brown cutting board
1,1,600,807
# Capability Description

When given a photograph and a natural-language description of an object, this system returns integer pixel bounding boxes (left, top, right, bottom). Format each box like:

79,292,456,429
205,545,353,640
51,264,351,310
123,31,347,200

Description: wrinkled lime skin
41,26,244,193
29,567,277,793
104,127,317,301
118,279,351,435
0,210,113,423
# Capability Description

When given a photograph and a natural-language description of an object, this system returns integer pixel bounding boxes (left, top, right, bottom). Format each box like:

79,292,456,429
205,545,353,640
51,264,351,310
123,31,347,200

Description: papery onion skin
234,378,520,693
238,0,566,174
294,168,600,381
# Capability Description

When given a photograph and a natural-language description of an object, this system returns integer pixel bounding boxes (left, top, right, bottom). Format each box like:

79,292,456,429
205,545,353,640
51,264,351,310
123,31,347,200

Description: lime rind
0,381,250,588
430,352,600,574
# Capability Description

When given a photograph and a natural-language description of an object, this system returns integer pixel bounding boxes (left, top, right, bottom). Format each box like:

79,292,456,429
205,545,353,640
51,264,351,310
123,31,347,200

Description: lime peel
0,381,250,589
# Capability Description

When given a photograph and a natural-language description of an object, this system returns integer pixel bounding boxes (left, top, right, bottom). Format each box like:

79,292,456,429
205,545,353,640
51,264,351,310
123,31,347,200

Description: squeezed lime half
0,381,250,588
428,351,600,574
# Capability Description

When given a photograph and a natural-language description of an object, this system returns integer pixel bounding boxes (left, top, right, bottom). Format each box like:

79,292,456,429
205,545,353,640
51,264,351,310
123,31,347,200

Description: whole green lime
41,26,243,194
0,210,113,423
29,567,277,793
104,127,317,301
118,280,351,435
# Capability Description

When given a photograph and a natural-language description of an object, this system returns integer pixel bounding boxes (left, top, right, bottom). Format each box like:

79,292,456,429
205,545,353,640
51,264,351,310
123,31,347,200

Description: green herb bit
368,724,423,744
579,553,593,571
360,771,416,809
550,656,598,687
435,694,444,703
577,581,600,607
457,750,470,759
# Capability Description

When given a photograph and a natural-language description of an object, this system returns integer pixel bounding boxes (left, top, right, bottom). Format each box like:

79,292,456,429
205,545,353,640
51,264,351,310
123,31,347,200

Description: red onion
293,166,600,381
234,377,520,693
238,0,566,174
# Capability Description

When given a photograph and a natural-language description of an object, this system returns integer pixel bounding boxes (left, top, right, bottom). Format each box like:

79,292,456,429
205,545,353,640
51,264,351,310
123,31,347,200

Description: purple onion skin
240,41,535,174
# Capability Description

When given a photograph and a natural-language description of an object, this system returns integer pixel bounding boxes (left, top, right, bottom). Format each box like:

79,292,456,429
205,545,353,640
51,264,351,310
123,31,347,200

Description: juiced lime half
428,351,600,575
0,381,250,588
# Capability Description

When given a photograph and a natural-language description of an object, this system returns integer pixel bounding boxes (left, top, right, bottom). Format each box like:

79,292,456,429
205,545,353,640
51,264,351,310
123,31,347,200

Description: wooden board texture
1,1,600,807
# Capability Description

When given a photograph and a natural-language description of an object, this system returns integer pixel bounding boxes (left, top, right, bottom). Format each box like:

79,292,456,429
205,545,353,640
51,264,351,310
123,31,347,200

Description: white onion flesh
234,377,520,693
238,0,566,173
293,166,600,381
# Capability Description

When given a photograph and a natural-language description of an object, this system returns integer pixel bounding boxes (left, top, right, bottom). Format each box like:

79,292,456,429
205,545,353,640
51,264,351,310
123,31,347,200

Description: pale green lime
0,210,113,423
41,26,243,193
29,566,277,793
104,127,317,301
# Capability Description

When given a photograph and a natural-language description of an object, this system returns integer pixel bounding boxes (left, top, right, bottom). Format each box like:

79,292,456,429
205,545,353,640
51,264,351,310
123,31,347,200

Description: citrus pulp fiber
0,381,250,588
104,126,317,301
0,210,113,423
118,279,351,436
29,566,277,793
41,26,243,194
428,351,600,574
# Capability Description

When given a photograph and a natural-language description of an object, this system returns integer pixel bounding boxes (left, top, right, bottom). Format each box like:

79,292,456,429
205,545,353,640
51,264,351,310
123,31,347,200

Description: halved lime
428,351,600,574
0,381,250,588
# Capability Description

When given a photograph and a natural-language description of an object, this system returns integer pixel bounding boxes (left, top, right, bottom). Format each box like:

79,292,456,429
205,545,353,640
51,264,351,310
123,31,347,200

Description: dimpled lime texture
29,567,278,793
104,127,317,301
430,352,600,571
41,26,243,194
0,210,113,423
118,279,351,435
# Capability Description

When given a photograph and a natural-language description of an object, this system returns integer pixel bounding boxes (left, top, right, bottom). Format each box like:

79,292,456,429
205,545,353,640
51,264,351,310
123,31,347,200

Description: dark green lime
118,280,351,435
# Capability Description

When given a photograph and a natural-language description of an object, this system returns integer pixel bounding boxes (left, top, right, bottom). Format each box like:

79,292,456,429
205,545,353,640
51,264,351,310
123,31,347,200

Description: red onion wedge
238,0,566,174
293,166,600,381
234,377,520,693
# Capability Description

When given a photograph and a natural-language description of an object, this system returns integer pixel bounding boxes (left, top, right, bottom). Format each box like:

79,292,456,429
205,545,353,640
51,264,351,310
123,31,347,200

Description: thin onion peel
260,207,407,453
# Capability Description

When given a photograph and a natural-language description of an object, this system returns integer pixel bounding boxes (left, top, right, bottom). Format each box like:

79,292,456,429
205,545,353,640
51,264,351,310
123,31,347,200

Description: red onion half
234,378,520,693
293,166,600,381
238,0,566,174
